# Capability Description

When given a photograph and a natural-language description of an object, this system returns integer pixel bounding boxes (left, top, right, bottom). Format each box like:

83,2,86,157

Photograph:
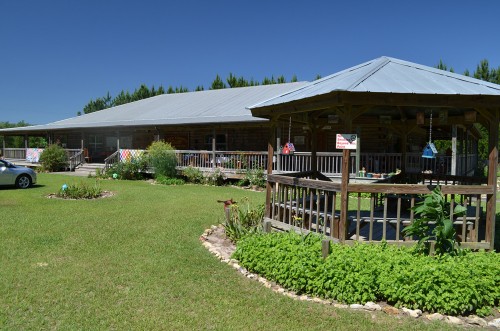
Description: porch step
74,163,105,176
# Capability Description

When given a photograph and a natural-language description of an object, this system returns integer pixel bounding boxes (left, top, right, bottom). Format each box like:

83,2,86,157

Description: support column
212,129,216,169
451,125,457,175
265,123,277,218
2,136,5,157
24,135,28,149
276,127,281,173
355,126,361,175
339,149,350,242
310,117,318,178
485,111,499,251
116,131,120,151
81,132,84,150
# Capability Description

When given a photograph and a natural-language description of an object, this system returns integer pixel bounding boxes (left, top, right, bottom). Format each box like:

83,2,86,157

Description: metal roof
0,82,308,133
249,56,500,109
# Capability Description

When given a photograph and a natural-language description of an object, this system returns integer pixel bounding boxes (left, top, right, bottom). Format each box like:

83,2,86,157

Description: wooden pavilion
249,57,499,250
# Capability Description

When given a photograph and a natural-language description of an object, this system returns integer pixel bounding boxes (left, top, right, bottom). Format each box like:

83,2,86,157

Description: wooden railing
3,148,26,159
3,147,478,178
266,172,494,250
104,150,120,170
68,149,84,171
175,150,268,171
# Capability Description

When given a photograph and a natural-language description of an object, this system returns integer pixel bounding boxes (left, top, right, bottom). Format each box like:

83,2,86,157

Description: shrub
146,141,177,178
106,158,147,180
238,168,266,188
206,167,226,186
183,166,204,184
56,180,103,199
223,198,264,242
39,144,68,172
232,231,500,316
155,174,185,185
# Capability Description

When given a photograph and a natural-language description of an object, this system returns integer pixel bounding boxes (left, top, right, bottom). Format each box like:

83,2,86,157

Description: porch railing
175,150,268,171
68,149,84,171
2,147,478,177
3,148,26,159
266,171,493,250
104,150,120,170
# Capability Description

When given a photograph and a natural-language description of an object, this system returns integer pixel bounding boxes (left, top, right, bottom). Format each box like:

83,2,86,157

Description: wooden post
212,129,216,170
339,149,350,241
451,125,457,176
401,131,407,173
276,127,281,173
355,126,361,175
116,131,120,151
80,132,84,150
310,119,318,178
265,123,276,218
263,219,272,233
321,239,330,258
485,111,499,250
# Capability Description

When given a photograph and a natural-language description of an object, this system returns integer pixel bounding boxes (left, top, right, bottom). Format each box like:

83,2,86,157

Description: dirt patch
199,224,236,260
46,191,115,200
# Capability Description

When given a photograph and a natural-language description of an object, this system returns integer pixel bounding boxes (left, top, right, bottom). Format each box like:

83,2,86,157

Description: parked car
0,159,37,188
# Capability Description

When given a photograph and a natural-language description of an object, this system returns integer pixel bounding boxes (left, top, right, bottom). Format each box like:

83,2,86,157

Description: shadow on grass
0,184,46,191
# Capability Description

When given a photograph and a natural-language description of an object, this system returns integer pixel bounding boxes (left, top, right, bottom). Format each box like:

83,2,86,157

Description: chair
84,148,91,163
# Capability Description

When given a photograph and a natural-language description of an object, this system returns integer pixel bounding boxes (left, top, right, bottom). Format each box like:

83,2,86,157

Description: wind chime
282,116,295,154
422,110,438,159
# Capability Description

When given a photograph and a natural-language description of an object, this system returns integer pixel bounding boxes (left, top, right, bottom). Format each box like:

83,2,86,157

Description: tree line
80,73,299,115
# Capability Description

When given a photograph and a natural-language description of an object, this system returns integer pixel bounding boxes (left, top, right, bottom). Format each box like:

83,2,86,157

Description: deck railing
266,171,493,250
3,148,26,159
2,147,478,177
175,150,268,172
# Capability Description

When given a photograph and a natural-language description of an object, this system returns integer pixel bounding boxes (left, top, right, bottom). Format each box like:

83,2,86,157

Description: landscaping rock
333,303,349,309
364,302,382,311
488,318,500,329
402,308,422,318
426,313,444,321
446,316,462,325
383,306,400,316
350,304,365,310
464,315,487,327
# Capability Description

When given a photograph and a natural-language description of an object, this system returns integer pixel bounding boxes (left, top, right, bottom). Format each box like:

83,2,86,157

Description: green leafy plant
233,231,500,315
56,180,103,199
223,197,264,242
183,166,204,184
206,167,226,186
239,168,266,188
146,141,177,178
402,186,466,256
39,144,68,172
106,158,147,180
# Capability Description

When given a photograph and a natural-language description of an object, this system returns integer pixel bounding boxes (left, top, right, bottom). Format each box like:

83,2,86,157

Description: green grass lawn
0,174,463,330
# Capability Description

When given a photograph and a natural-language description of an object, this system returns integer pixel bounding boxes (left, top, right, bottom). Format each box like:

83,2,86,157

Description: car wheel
16,175,32,189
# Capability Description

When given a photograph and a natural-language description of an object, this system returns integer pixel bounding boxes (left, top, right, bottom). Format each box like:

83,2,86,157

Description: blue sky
1,1,499,125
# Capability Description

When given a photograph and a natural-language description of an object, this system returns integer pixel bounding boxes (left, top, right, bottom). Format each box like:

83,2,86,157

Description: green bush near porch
233,231,500,316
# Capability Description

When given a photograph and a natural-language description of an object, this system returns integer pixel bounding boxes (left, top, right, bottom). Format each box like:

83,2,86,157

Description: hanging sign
336,134,357,150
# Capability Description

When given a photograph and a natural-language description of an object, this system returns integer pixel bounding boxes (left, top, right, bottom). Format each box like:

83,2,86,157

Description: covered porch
249,57,499,250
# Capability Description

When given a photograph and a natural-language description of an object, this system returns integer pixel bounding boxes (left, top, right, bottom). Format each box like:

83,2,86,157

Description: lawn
0,174,465,330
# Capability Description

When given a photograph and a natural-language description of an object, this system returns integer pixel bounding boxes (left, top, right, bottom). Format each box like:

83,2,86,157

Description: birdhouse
422,142,438,159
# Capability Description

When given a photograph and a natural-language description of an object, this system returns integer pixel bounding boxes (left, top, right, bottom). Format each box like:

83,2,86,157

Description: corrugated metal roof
249,56,500,109
0,82,308,133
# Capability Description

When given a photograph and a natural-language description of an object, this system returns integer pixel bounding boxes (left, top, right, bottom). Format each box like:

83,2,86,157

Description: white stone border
200,226,500,329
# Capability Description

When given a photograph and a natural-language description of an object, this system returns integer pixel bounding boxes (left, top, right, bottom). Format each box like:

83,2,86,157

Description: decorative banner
26,148,44,162
336,134,357,150
119,149,145,162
